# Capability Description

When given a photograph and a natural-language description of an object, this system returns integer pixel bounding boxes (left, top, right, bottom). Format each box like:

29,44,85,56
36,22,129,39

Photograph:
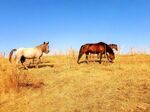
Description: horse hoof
35,66,39,68
24,68,28,70
109,61,114,63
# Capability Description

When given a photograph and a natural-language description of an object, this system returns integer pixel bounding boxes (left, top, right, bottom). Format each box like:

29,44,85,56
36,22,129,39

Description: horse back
16,48,42,58
80,43,105,54
88,44,105,53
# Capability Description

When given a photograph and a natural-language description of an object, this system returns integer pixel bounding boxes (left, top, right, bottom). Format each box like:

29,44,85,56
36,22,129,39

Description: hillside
0,55,150,112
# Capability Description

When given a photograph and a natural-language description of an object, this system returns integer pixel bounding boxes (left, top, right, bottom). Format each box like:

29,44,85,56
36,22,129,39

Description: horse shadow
27,64,54,69
20,61,54,70
79,60,99,64
79,60,112,64
35,61,51,64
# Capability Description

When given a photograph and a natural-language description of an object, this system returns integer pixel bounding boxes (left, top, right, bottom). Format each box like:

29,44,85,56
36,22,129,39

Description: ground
0,55,150,112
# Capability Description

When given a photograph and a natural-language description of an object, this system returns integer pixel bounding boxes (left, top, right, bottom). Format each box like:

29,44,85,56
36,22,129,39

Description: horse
77,42,115,64
96,43,118,58
9,42,50,69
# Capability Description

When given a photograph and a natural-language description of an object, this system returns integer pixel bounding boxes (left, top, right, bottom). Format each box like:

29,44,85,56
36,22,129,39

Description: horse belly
23,50,36,59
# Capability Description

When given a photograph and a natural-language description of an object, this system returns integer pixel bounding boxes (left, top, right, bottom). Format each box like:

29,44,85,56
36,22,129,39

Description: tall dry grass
0,54,150,112
0,58,45,109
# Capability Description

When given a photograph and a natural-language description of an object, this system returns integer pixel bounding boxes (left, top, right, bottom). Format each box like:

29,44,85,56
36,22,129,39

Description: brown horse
9,42,50,69
96,43,118,58
77,42,115,64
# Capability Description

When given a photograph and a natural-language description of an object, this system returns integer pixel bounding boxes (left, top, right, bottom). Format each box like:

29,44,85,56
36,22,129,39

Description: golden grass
0,54,150,112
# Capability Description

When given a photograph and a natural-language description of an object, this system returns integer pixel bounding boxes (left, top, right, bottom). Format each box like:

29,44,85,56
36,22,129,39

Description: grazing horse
9,42,50,69
77,42,115,64
97,43,118,58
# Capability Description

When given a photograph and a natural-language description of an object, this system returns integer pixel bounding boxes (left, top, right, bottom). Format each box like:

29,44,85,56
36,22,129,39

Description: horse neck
106,45,114,55
36,45,45,53
110,44,117,49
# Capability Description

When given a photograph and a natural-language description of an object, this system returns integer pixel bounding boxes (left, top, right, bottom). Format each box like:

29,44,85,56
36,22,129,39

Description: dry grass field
0,54,150,112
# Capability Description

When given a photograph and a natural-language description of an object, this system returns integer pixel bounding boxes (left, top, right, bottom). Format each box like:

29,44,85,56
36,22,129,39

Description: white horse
9,42,50,69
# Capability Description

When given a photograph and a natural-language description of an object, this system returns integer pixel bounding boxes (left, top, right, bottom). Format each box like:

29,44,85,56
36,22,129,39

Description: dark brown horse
96,43,118,58
77,42,115,64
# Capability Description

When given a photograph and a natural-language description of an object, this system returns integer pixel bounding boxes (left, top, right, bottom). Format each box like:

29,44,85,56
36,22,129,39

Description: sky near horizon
0,0,150,54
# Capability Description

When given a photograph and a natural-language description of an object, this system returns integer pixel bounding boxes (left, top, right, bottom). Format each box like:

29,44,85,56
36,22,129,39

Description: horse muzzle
45,50,50,54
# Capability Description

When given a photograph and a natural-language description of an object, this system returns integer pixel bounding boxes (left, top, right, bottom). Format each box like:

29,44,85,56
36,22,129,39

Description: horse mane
35,42,49,53
36,43,46,51
36,43,43,48
109,44,117,47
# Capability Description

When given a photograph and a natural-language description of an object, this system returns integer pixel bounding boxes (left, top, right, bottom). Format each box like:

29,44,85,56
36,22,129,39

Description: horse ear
43,42,46,44
47,42,49,44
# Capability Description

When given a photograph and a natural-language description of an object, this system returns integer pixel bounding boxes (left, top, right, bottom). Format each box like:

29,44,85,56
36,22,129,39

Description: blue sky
0,0,150,54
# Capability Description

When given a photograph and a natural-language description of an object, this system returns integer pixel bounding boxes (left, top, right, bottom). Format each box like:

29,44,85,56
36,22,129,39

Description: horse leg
97,53,100,59
35,58,40,68
39,58,42,63
21,60,28,70
77,53,83,64
28,60,32,67
103,54,106,58
99,53,102,64
106,53,110,62
20,56,28,70
32,58,35,64
29,58,35,66
15,55,26,69
86,53,89,64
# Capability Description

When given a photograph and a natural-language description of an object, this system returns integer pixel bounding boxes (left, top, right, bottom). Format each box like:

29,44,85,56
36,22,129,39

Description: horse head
109,44,118,51
42,42,50,54
109,53,115,63
106,44,115,63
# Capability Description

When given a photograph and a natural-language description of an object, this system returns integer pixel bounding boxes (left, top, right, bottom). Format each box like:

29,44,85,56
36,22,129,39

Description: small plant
0,63,44,94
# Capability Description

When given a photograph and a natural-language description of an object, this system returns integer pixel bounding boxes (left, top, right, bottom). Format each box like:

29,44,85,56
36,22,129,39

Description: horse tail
9,49,17,63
